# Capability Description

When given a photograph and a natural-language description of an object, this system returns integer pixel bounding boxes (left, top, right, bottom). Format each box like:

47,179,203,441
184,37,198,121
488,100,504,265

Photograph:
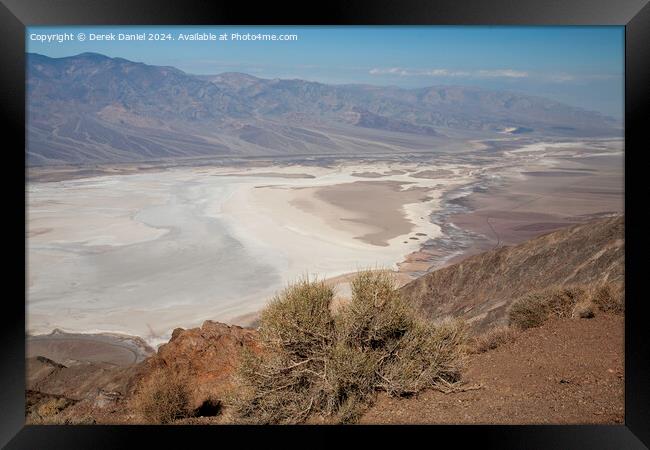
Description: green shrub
232,270,467,424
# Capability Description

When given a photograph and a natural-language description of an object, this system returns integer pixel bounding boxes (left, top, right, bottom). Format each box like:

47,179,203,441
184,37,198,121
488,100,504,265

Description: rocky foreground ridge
27,321,258,423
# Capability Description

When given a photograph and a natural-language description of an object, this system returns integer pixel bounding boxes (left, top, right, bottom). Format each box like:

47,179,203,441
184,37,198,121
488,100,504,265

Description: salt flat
27,160,474,345
26,141,623,346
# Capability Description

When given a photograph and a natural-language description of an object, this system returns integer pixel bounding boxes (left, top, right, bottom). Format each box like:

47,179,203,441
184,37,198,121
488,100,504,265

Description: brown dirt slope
361,313,624,424
401,215,623,331
26,356,144,402
25,356,145,424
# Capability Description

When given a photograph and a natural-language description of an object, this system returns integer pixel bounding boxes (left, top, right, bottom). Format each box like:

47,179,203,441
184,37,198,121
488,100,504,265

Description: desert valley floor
27,138,623,347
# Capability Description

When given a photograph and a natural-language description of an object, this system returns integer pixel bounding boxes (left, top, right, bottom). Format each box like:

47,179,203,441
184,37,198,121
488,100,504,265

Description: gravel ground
361,313,624,424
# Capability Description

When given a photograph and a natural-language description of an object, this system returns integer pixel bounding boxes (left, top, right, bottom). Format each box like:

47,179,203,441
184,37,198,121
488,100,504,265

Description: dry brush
231,271,468,424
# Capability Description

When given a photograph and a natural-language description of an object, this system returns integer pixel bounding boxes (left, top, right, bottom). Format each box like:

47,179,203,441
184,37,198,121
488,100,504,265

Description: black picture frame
2,0,649,448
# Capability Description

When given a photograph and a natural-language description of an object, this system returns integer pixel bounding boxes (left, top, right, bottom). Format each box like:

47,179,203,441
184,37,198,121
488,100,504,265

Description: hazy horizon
27,26,624,119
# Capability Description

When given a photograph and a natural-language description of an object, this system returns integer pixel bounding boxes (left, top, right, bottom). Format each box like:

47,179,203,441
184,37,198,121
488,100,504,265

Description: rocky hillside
401,215,624,331
25,322,257,424
26,356,145,424
27,53,620,165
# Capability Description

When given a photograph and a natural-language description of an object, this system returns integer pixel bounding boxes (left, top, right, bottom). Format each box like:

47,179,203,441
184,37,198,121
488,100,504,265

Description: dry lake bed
27,139,623,346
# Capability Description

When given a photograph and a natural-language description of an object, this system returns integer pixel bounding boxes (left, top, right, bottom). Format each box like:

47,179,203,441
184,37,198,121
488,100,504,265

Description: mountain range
27,52,621,165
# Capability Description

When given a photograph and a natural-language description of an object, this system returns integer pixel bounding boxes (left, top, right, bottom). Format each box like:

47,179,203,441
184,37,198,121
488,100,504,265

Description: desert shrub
36,397,71,418
543,286,588,318
27,396,76,424
591,282,624,314
571,300,596,319
508,293,549,329
232,278,337,424
232,346,324,424
258,277,336,358
509,286,588,330
470,325,519,354
322,342,381,423
132,368,192,424
378,317,467,396
232,270,468,424
336,270,414,349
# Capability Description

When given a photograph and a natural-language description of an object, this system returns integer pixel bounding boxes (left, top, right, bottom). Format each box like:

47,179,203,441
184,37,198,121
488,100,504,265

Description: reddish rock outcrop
142,321,259,409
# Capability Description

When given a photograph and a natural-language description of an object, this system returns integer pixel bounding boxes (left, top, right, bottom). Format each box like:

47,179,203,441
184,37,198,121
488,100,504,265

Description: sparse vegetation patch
591,282,624,314
232,271,467,424
509,283,624,330
509,286,589,329
132,368,192,424
470,325,519,354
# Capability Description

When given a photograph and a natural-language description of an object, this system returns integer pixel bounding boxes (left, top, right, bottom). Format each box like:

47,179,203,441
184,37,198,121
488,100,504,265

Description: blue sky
27,26,624,119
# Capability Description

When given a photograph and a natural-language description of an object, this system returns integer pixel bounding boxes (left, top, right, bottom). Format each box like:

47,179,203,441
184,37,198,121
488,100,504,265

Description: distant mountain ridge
27,52,621,165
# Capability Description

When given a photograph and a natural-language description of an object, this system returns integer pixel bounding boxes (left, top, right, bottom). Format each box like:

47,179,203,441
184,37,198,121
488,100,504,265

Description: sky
27,26,624,119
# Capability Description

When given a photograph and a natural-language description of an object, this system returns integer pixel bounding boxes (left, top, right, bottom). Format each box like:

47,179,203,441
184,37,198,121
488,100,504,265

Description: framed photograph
1,0,649,447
